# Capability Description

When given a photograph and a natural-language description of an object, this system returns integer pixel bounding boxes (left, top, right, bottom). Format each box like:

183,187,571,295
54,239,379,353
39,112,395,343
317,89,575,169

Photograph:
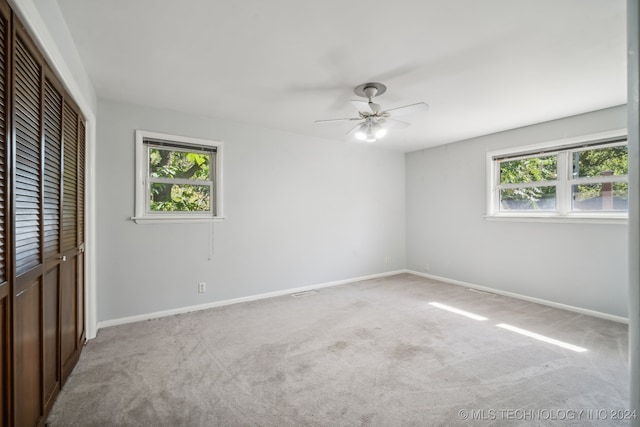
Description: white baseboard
96,269,407,331
407,270,629,324
96,268,628,332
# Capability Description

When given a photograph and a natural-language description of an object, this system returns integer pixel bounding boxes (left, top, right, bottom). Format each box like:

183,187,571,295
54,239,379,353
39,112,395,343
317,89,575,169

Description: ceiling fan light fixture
372,122,387,139
365,127,377,142
355,123,368,141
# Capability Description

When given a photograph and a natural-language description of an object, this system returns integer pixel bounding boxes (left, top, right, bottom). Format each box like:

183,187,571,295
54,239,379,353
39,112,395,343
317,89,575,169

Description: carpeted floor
47,273,630,426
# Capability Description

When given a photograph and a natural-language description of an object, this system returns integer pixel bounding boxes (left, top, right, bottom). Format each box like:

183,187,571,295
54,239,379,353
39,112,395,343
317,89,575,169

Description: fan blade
346,122,365,136
384,102,429,117
315,117,362,123
350,100,372,113
383,118,411,129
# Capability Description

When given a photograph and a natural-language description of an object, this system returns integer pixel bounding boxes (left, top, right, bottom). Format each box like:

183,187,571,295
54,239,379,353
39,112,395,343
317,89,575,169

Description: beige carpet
47,273,630,426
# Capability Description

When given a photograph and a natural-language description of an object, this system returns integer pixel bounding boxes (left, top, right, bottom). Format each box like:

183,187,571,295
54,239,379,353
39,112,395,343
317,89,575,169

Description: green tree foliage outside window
573,146,628,200
499,155,557,210
148,147,212,212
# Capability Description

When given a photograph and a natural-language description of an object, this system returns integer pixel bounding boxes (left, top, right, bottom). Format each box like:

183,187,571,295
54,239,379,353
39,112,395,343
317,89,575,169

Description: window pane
499,155,557,184
149,147,210,180
572,182,628,211
500,186,556,211
150,183,210,212
573,145,627,178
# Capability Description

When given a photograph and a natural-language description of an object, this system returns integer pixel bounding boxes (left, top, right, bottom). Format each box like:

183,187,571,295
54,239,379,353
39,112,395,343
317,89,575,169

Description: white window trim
132,130,225,224
485,129,628,224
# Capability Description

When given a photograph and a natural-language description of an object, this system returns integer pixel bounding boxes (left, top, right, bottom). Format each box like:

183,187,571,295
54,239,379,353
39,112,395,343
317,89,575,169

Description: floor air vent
291,290,319,298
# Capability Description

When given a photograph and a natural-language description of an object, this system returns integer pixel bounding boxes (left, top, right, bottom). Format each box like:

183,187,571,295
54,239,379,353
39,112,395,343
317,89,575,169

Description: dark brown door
13,28,44,427
0,2,87,424
77,121,85,348
60,100,84,384
42,74,64,414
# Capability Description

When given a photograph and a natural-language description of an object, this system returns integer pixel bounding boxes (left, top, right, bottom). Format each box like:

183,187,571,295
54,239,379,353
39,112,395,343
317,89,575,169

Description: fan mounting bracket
354,82,387,99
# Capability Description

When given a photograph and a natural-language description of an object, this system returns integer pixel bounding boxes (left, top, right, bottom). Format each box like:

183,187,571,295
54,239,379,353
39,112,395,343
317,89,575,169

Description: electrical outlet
425,264,430,272
198,282,206,293
385,256,390,264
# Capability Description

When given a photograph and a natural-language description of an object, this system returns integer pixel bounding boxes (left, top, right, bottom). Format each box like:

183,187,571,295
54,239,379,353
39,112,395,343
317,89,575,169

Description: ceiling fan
315,82,429,142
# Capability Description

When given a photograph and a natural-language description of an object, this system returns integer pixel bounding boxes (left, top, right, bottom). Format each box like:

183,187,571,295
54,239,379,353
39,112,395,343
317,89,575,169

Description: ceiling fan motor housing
364,86,378,99
353,82,387,99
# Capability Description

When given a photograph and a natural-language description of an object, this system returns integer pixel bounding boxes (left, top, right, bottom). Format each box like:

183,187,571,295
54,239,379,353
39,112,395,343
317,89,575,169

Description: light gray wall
96,99,406,322
406,105,628,317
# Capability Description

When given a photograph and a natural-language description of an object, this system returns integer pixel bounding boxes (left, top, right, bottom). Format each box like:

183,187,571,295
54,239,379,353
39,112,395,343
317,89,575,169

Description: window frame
133,130,224,224
485,129,628,223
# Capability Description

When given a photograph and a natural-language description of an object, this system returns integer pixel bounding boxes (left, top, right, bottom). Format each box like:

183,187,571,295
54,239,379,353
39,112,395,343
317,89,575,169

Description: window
133,130,223,223
486,130,627,222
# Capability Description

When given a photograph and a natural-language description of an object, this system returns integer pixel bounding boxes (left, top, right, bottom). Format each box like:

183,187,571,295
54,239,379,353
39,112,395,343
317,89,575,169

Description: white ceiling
55,0,627,152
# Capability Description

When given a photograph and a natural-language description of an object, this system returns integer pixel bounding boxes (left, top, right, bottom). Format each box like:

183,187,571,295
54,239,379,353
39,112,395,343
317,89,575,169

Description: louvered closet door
42,73,63,414
0,2,88,425
0,2,10,425
60,100,83,383
13,31,44,427
76,120,85,345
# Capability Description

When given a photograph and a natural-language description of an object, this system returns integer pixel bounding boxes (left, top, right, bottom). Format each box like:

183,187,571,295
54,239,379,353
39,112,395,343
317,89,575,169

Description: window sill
484,214,627,225
131,216,226,224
